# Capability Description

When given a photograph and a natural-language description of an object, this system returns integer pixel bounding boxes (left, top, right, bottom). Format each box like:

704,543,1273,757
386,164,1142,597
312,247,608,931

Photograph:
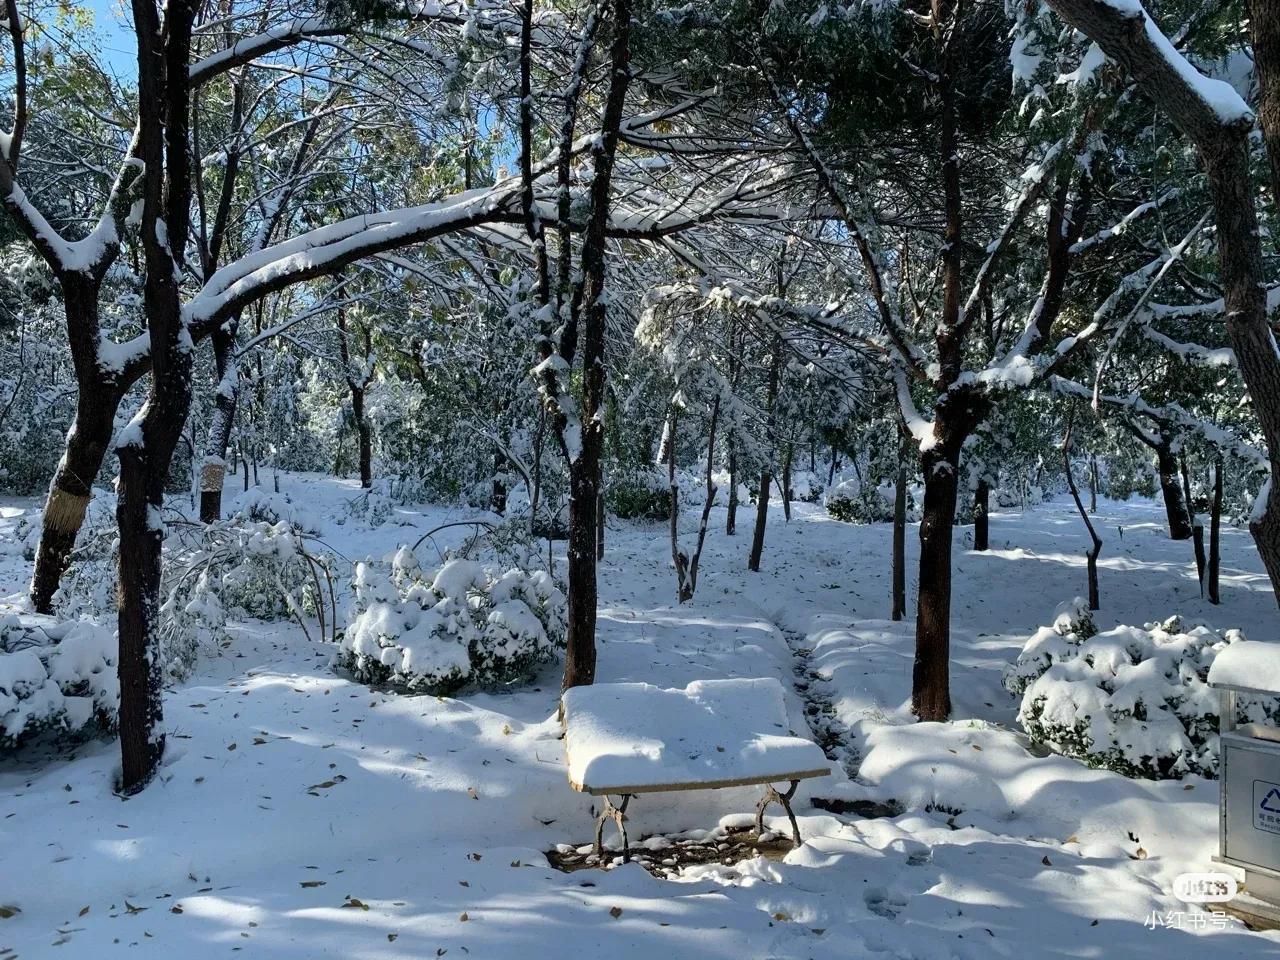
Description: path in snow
781,628,858,778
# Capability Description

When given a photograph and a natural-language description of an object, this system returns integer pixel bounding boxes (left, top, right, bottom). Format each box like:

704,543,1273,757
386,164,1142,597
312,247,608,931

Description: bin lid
1208,640,1280,695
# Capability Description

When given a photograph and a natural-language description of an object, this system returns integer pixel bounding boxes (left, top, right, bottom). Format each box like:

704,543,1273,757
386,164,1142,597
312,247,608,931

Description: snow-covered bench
560,678,831,862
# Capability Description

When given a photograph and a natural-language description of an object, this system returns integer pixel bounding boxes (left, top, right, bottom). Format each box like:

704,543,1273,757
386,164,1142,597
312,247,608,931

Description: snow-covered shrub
1005,612,1274,778
607,467,670,521
825,478,900,523
51,490,120,620
339,479,400,526
335,548,566,695
166,519,337,643
228,488,321,535
57,507,335,682
0,614,118,749
1003,598,1096,696
788,469,824,503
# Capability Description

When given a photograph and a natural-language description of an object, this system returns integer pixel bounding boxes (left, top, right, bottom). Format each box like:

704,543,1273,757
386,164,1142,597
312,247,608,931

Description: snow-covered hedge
1005,603,1275,779
0,615,117,748
334,548,566,695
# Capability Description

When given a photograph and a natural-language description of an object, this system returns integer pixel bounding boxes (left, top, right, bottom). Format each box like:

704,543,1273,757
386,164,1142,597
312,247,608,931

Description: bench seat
561,678,831,859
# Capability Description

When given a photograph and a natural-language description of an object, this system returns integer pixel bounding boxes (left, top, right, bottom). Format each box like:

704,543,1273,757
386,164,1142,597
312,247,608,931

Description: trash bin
1209,640,1280,927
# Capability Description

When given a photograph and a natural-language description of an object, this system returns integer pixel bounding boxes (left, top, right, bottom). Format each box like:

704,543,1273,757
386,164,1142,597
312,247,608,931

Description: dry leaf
342,897,369,911
609,906,623,919
0,905,20,919
300,881,326,889
459,912,469,922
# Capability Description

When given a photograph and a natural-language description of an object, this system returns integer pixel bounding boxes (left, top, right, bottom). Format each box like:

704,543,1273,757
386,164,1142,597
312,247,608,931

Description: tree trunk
781,444,793,522
726,436,738,535
1089,455,1098,513
561,0,632,692
336,304,373,489
30,398,119,612
1181,454,1206,588
1063,424,1102,610
491,451,508,515
30,277,120,612
913,444,961,721
565,456,600,688
1251,0,1280,222
596,490,605,560
1156,444,1192,540
748,334,782,571
973,479,989,552
199,319,238,523
117,0,196,795
116,446,170,795
1209,457,1223,605
892,435,907,622
748,469,771,573
687,397,720,597
666,408,689,601
352,385,372,489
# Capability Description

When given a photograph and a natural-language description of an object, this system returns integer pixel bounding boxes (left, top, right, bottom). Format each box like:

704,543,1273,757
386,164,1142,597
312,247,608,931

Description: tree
1042,0,1280,607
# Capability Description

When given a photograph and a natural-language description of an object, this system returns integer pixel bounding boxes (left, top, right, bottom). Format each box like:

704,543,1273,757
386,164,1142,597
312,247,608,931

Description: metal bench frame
589,774,813,864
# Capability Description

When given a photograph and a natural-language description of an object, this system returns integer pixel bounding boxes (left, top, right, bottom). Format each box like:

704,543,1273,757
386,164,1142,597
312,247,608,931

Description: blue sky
83,0,137,78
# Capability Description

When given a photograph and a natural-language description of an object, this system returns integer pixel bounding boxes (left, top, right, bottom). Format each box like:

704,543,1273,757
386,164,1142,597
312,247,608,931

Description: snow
561,678,830,792
1209,641,1280,695
1135,6,1253,124
0,474,1277,957
1086,0,1250,123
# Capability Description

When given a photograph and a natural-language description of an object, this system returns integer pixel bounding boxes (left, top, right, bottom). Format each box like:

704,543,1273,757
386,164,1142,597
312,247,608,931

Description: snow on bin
1209,641,1280,928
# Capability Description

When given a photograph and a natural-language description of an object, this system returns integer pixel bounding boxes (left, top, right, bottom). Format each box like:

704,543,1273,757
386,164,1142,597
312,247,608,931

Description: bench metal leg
756,779,802,847
594,793,632,863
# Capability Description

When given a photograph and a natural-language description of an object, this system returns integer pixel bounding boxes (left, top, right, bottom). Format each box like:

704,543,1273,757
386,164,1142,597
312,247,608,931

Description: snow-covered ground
1,474,1277,958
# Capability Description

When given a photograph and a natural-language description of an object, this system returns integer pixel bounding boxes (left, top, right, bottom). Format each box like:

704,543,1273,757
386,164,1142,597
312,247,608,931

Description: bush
335,548,566,695
163,519,338,654
51,490,120,620
825,478,905,523
59,512,338,684
337,479,401,527
788,469,824,503
1004,607,1275,779
0,615,117,749
607,468,671,521
228,488,322,535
